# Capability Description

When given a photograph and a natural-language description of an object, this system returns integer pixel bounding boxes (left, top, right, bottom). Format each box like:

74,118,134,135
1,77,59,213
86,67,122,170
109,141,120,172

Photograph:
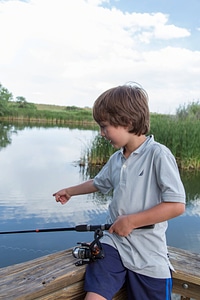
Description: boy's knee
84,292,106,300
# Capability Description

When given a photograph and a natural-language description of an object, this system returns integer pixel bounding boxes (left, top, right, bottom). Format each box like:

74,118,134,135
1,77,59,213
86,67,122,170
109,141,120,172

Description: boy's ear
126,122,133,132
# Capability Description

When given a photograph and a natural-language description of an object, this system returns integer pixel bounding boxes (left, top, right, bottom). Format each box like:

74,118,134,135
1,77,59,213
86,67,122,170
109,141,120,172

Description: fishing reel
72,228,105,266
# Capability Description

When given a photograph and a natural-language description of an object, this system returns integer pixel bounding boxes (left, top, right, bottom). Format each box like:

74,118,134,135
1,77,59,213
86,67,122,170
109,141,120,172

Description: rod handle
75,224,154,232
75,224,111,232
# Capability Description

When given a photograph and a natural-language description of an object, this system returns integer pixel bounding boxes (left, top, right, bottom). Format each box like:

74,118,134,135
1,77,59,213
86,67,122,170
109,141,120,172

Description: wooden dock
0,246,199,300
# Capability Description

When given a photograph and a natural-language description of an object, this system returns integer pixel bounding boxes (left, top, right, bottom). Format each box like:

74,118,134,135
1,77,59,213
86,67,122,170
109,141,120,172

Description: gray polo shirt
93,135,185,278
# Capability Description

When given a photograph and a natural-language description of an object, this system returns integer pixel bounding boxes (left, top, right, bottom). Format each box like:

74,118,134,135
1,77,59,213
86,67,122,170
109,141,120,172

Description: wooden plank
169,246,200,278
0,249,86,299
169,246,200,300
173,278,199,300
35,282,127,300
0,247,199,299
35,281,86,300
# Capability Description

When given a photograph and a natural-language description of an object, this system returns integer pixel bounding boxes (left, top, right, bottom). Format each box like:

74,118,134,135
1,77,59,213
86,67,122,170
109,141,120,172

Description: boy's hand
53,189,71,205
109,215,133,237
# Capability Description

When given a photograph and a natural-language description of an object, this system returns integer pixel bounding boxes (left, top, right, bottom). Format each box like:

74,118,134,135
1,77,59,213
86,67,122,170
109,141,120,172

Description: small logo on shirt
139,170,144,176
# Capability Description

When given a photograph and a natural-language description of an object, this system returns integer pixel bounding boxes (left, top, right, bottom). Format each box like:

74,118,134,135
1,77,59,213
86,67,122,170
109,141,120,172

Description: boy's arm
109,202,185,237
53,179,98,205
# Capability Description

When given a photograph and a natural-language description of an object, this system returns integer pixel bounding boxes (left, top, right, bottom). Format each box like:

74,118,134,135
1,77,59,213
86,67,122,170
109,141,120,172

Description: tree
0,83,13,115
0,83,13,102
16,96,27,108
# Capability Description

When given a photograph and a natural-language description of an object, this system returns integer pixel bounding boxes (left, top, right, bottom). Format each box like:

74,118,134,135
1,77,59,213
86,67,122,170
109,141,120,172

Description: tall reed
86,135,116,166
150,114,200,169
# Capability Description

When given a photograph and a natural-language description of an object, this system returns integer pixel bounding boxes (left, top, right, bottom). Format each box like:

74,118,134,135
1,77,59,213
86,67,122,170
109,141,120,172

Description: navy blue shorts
84,244,172,300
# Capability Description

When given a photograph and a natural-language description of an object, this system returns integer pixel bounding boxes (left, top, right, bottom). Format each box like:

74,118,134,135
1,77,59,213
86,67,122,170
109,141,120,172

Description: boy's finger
108,225,114,233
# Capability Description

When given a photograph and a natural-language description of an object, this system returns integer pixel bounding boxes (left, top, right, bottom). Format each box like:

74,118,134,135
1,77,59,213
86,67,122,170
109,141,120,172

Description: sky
0,0,199,114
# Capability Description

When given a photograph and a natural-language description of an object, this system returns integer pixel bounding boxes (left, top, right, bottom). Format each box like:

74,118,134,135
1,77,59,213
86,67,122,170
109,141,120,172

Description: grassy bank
0,102,95,125
1,102,200,170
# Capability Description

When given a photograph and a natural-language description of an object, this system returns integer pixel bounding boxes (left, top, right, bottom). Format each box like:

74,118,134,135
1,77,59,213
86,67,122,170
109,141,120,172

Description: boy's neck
123,134,146,158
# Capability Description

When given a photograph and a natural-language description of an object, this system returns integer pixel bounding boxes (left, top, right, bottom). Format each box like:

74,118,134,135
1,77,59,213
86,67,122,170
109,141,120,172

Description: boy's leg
84,243,126,300
126,270,173,300
84,292,106,300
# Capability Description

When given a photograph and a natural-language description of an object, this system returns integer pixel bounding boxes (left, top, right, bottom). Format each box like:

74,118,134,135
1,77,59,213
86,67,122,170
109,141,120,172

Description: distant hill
35,103,91,112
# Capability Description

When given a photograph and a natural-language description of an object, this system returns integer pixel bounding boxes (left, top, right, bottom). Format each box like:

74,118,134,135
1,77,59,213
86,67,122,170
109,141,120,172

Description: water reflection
0,124,107,223
0,122,199,267
0,123,17,150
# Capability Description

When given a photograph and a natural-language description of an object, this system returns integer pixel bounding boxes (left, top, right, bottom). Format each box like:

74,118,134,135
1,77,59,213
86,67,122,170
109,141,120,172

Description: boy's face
99,122,130,149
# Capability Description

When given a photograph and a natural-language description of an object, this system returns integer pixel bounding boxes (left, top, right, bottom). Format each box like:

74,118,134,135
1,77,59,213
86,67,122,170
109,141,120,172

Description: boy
53,84,185,300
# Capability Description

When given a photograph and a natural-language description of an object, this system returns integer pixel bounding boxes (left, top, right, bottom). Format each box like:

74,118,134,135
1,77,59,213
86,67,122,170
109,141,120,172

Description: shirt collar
120,135,154,157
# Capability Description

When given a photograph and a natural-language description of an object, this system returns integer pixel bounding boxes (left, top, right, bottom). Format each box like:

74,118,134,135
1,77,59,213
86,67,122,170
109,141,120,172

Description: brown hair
93,84,150,135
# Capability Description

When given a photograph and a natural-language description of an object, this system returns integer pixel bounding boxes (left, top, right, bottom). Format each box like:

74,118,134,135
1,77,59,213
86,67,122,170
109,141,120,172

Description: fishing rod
0,223,155,266
0,223,154,235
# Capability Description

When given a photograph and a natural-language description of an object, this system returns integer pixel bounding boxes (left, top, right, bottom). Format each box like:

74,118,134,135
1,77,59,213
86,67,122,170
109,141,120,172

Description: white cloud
0,0,199,114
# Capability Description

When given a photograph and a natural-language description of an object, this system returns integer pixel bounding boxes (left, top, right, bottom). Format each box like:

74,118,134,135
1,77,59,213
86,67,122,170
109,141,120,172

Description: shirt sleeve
93,159,113,194
155,146,186,203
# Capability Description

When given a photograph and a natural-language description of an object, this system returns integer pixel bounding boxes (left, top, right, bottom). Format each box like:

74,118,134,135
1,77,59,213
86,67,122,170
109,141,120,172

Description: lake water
0,123,199,268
